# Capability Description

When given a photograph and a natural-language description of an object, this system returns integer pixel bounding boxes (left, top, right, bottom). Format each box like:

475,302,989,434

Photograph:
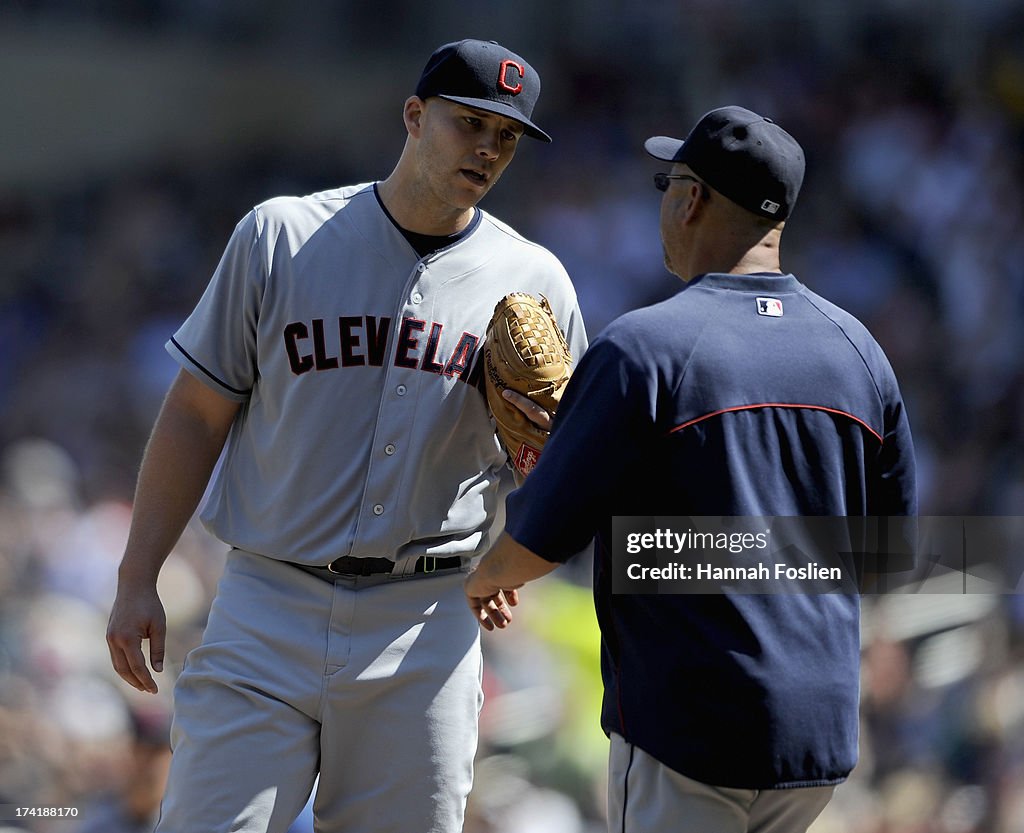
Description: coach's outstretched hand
465,532,558,631
465,571,521,631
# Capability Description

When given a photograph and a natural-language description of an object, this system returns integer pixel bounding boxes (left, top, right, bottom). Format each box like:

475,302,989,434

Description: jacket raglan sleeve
504,330,654,562
869,359,918,517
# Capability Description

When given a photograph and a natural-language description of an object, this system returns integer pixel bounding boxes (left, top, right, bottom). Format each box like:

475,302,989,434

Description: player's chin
458,169,496,199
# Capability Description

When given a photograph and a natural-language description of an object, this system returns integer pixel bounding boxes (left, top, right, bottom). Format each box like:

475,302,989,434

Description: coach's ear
404,96,426,138
681,179,709,226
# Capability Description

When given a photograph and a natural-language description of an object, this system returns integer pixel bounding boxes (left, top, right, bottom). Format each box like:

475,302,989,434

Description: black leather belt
293,554,464,582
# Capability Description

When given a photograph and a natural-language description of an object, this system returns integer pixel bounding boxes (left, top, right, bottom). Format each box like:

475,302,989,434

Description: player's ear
404,96,427,137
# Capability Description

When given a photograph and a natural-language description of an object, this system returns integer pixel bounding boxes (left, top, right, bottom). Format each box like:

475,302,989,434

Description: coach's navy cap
645,106,804,219
415,39,552,142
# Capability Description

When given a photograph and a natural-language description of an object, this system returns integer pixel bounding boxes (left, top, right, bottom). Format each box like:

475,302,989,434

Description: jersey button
373,504,385,516
396,385,407,396
416,263,426,273
412,292,423,304
384,443,396,456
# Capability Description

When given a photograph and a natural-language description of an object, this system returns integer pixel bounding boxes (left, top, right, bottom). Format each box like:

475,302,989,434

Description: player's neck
376,173,475,236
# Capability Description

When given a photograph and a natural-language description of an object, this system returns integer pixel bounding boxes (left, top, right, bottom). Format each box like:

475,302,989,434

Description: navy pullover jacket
506,272,917,789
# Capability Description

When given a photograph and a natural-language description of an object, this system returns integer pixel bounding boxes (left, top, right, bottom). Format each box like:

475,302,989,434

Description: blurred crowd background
1,1,1023,831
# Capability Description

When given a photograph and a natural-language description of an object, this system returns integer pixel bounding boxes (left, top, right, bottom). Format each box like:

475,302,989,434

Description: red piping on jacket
667,403,884,444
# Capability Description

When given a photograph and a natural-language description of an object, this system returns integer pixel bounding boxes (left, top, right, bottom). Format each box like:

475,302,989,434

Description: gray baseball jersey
167,182,587,566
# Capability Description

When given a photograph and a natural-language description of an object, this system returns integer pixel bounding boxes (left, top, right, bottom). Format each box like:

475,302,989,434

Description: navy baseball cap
645,106,804,219
415,39,552,142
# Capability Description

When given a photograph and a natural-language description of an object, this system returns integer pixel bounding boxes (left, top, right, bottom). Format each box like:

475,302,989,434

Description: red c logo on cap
498,60,524,95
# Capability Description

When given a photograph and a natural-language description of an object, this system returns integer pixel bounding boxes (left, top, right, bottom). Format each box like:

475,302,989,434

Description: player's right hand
106,583,167,694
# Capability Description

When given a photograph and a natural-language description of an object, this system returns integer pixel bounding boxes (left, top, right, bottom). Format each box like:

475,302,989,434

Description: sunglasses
653,173,702,192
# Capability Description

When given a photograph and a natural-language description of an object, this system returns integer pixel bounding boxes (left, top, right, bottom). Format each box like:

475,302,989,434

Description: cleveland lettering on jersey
283,316,479,382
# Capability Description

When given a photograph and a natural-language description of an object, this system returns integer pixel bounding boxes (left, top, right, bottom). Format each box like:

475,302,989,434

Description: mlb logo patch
756,297,784,317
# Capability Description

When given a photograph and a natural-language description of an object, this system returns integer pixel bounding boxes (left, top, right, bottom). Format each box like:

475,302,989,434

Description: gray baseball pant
155,548,482,833
608,733,835,833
